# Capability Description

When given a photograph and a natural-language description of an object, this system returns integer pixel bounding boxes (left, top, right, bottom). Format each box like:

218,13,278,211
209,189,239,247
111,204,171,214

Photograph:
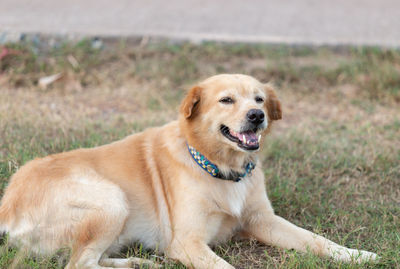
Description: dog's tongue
230,130,258,144
241,131,258,142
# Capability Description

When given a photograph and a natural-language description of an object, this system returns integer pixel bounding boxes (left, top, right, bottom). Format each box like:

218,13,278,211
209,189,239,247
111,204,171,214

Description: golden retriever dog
0,74,378,268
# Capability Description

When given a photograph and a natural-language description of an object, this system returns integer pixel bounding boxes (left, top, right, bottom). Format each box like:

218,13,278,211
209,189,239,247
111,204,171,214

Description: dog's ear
265,85,282,121
180,86,202,119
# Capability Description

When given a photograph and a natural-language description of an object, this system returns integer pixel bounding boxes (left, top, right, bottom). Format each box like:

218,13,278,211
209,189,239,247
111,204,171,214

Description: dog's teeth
243,135,246,144
258,135,261,142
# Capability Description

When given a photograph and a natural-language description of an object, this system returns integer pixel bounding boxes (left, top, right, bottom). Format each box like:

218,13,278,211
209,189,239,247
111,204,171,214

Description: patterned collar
187,144,256,182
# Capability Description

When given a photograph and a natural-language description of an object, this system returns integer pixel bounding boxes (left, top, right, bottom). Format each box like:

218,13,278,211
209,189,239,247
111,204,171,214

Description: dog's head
179,74,281,166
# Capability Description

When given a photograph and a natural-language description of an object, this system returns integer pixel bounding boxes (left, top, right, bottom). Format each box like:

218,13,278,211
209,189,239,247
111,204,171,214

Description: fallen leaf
38,73,63,89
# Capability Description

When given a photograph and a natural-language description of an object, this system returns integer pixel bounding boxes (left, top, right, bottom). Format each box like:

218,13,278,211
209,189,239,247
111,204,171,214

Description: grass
0,40,399,268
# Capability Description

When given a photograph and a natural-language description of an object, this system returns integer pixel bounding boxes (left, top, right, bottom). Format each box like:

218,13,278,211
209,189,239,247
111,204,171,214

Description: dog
0,74,378,268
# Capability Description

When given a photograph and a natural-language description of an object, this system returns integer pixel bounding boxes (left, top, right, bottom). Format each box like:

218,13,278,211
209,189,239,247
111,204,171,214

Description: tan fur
0,74,377,268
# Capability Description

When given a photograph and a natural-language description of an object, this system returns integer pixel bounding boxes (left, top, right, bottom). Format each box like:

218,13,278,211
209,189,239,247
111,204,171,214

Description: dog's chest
212,179,251,217
204,180,251,244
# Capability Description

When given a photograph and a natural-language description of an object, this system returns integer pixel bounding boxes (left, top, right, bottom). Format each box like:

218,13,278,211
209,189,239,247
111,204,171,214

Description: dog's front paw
331,247,379,263
352,249,380,263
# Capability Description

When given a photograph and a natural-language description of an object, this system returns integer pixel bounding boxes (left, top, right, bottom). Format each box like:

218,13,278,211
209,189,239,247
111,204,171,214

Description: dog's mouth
220,125,260,151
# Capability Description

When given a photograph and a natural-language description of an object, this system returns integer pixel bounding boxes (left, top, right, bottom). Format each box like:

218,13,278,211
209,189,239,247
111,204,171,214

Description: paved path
1,0,399,47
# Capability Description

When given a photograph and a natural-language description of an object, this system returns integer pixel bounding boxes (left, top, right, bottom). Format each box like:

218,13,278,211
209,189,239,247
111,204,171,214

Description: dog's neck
184,136,257,175
187,143,256,182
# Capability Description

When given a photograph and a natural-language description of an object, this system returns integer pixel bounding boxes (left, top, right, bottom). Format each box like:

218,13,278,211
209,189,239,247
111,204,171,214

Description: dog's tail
0,182,17,235
0,201,10,235
0,203,10,246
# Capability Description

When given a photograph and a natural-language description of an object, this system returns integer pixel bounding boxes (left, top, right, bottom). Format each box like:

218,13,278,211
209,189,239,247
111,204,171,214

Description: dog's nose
246,109,265,125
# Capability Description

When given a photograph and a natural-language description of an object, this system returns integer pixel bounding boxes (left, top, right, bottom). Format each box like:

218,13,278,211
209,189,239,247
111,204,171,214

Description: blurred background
1,0,400,46
0,1,399,268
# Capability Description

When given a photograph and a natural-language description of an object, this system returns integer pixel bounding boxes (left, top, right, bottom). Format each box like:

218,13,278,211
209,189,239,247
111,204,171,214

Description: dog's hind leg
65,210,129,269
59,174,131,269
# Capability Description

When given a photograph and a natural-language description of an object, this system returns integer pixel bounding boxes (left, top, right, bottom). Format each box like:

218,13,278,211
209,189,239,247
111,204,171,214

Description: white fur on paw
331,247,379,263
100,257,162,268
352,249,379,263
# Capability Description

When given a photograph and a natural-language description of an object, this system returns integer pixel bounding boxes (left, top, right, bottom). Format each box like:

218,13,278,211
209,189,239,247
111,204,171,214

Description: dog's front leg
166,237,234,269
243,198,378,263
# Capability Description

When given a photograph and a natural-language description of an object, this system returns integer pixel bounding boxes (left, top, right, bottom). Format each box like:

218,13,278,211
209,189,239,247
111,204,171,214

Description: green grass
0,40,399,268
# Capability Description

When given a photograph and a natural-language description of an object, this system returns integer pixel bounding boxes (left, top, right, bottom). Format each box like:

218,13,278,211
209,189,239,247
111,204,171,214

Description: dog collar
187,144,255,182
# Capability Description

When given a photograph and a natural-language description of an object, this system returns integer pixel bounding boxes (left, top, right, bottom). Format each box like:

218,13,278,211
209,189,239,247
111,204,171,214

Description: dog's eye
219,97,234,104
255,96,264,103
